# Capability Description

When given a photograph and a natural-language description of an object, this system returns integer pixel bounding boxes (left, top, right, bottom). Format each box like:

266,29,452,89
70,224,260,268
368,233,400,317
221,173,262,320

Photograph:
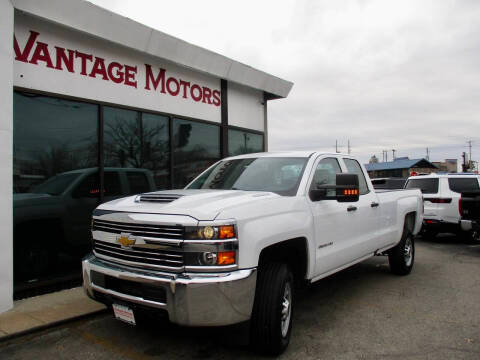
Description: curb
0,308,108,344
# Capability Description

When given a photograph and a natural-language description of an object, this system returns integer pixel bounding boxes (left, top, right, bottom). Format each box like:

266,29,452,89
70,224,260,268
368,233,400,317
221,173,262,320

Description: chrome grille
137,193,184,203
92,219,183,240
93,240,184,271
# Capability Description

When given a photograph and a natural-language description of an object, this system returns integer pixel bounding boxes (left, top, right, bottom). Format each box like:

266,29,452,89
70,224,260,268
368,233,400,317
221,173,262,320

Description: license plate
112,303,136,325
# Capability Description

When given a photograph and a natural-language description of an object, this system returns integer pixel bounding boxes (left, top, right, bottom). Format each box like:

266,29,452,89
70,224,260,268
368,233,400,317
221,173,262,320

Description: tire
250,262,294,356
388,226,415,276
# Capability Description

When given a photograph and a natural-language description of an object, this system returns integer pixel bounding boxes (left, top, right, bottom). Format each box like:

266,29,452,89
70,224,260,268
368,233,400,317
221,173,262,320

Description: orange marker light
344,189,359,195
219,225,235,239
218,251,236,265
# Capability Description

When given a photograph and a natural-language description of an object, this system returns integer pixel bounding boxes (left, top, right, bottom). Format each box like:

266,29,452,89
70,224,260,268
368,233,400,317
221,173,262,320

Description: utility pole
335,140,338,153
426,147,430,161
467,140,473,170
392,149,396,161
462,152,468,172
348,140,351,154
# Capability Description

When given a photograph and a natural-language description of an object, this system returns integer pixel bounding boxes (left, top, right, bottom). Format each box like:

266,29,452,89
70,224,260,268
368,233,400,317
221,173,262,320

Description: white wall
228,82,265,132
14,13,221,123
0,1,14,313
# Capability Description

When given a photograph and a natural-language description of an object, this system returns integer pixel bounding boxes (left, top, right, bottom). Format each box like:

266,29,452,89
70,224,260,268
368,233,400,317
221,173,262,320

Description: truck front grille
93,239,184,271
92,219,183,240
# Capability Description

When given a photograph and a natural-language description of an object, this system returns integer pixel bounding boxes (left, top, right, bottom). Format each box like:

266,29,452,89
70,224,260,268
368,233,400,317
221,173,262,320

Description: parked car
14,167,156,280
460,190,480,241
404,173,480,238
82,151,423,355
371,177,407,190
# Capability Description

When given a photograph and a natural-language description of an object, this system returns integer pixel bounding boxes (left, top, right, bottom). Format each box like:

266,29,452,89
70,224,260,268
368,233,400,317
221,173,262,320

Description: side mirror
309,173,360,202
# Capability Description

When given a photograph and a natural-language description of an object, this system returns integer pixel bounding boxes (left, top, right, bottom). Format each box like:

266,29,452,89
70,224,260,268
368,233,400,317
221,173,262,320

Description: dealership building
0,0,292,313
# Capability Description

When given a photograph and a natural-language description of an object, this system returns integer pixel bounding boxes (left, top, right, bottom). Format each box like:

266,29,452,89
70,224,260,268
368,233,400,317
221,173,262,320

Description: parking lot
1,235,479,360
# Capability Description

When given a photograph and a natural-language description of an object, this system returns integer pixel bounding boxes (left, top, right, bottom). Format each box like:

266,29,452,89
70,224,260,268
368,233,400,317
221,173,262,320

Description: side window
343,158,369,195
127,172,151,195
104,171,122,197
310,158,342,195
72,173,99,198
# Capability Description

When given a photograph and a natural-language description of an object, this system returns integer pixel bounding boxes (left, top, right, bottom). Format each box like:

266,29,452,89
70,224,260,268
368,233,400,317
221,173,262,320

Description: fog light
202,252,217,265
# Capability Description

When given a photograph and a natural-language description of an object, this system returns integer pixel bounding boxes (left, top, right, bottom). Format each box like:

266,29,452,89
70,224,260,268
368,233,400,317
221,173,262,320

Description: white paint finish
13,13,222,122
227,82,265,132
95,152,423,281
407,173,480,225
0,1,13,313
12,0,293,98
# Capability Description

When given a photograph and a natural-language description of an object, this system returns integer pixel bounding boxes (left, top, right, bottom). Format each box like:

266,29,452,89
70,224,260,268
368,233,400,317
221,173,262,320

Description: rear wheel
388,226,415,276
250,262,294,355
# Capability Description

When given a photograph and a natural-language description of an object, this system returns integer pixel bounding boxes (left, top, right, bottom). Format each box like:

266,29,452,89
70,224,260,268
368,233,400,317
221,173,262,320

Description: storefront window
228,129,264,156
13,92,98,291
104,108,170,190
173,119,220,188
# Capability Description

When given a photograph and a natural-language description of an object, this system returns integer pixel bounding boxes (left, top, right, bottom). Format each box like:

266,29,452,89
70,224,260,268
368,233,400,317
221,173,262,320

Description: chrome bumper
82,254,257,326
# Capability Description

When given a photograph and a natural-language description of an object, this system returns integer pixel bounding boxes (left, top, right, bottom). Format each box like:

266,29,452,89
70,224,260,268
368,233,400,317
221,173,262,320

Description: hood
13,193,53,207
97,189,279,220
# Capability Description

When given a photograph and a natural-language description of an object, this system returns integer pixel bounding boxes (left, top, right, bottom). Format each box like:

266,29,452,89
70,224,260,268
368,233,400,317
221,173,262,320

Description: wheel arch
257,237,309,287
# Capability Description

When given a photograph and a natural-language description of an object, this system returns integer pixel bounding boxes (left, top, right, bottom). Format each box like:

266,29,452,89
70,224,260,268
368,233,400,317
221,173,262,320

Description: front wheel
250,262,294,355
388,229,415,275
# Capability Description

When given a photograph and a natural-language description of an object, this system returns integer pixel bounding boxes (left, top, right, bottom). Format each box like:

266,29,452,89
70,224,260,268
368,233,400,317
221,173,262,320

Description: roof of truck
225,151,353,160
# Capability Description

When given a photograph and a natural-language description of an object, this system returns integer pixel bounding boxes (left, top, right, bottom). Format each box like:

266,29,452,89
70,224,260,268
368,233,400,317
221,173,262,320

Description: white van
405,173,480,237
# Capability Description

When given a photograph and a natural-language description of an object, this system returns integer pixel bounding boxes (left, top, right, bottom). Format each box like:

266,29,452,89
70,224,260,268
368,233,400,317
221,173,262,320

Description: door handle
347,206,357,212
371,202,379,208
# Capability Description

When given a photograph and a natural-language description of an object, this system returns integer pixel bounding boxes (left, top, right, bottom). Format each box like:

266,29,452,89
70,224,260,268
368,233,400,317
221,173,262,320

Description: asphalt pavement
1,235,479,359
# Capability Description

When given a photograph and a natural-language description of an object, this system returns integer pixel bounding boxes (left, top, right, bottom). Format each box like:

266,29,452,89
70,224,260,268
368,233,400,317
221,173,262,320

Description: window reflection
104,108,170,189
173,119,220,188
13,92,98,289
228,129,263,156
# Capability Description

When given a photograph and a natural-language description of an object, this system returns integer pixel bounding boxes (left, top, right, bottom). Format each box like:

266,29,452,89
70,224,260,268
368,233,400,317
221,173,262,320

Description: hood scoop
136,193,184,203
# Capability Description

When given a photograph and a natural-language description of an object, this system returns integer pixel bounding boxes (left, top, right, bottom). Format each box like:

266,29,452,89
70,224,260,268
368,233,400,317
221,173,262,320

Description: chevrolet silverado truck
14,167,155,280
82,152,423,355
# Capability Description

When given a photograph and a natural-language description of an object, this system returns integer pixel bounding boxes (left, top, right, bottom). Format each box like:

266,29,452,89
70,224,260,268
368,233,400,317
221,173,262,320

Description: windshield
187,157,308,196
405,178,439,194
31,173,81,195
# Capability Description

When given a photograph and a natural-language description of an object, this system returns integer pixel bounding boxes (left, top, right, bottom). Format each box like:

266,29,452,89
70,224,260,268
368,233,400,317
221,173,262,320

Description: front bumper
82,254,257,326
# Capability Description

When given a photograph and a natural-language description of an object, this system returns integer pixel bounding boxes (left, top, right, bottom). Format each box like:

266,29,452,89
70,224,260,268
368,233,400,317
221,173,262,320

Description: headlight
185,225,236,240
183,223,237,268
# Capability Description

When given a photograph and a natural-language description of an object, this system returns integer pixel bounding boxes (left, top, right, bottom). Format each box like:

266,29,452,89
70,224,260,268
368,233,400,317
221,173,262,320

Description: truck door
66,171,123,248
308,157,358,276
341,158,381,255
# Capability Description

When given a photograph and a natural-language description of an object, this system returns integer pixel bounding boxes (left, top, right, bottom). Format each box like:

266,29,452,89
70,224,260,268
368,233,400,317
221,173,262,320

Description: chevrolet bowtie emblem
117,233,136,248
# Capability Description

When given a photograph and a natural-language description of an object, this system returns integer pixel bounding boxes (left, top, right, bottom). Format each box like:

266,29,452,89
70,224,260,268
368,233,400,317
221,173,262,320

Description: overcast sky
89,0,480,166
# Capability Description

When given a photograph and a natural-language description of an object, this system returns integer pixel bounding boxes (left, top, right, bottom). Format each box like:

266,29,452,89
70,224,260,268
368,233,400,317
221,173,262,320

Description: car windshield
187,157,308,196
31,173,81,195
405,178,439,194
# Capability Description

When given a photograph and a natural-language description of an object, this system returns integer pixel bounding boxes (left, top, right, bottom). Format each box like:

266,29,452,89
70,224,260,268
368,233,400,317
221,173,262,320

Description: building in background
365,158,438,178
0,0,292,312
432,159,458,173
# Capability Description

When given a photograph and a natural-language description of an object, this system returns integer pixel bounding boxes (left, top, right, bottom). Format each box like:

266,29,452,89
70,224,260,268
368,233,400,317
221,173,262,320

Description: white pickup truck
82,151,423,355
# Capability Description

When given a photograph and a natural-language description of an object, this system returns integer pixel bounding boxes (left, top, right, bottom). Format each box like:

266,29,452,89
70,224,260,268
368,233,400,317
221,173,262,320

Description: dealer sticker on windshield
112,303,136,325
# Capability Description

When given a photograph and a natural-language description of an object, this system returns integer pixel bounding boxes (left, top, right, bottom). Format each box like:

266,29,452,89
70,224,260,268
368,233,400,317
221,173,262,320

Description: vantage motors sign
13,13,222,122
